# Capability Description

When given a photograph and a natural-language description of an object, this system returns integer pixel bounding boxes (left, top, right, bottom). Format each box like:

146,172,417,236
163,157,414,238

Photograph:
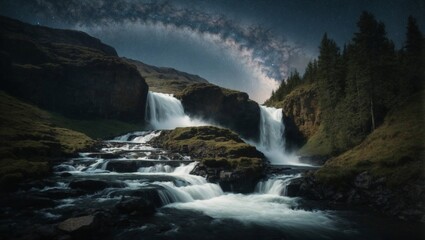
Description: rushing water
2,129,421,239
256,105,303,165
47,132,343,238
145,91,207,129
3,91,414,239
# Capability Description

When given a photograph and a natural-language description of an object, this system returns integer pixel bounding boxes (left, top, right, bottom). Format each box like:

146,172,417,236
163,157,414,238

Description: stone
69,179,127,192
58,215,95,233
354,171,373,189
179,83,261,140
115,197,156,216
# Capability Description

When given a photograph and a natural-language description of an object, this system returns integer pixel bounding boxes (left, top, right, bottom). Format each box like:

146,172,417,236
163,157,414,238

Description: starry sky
0,0,423,103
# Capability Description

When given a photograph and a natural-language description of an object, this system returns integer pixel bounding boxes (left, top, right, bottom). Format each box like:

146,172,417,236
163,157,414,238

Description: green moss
315,91,425,188
152,126,265,171
0,91,94,185
0,159,49,188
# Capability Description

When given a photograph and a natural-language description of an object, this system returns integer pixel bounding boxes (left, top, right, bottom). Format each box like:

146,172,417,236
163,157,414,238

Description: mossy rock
150,126,266,193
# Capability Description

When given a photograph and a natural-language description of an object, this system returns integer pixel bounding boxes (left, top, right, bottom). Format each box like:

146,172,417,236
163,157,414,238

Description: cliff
177,83,261,140
267,83,321,152
0,16,149,122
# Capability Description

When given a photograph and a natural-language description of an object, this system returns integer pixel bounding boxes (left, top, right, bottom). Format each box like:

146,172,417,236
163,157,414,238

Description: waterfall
259,106,285,150
255,105,301,165
149,162,225,204
255,174,301,196
145,91,206,129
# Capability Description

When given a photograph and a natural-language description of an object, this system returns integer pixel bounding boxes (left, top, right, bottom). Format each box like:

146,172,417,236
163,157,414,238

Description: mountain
0,16,149,122
123,57,208,94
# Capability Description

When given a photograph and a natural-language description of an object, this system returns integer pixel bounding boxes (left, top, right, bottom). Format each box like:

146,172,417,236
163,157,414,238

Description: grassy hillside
0,91,94,188
316,90,425,187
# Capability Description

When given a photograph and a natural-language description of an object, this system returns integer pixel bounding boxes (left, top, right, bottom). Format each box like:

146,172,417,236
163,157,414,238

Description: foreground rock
177,84,261,140
150,126,266,193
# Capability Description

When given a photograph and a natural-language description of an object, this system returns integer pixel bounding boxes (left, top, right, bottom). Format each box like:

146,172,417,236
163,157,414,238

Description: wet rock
58,215,95,232
86,153,120,159
108,188,163,207
60,172,73,177
105,159,192,172
115,197,156,216
57,211,112,238
34,188,86,199
69,180,127,192
354,171,373,189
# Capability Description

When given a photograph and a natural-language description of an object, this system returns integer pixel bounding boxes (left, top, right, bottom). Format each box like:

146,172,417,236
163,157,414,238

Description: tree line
268,12,424,153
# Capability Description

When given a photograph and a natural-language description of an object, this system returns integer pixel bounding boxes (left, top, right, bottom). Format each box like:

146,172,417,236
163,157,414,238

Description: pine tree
345,12,396,133
317,33,344,148
403,16,424,92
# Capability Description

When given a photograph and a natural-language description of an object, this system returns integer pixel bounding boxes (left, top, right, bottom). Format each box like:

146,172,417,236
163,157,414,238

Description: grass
315,90,425,188
298,125,333,157
0,91,94,187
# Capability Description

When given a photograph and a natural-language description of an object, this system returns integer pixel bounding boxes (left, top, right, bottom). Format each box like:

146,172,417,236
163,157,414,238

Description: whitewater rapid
58,132,334,231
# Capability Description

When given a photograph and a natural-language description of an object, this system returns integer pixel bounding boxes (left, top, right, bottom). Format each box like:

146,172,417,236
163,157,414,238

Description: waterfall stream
21,128,397,239
145,91,206,129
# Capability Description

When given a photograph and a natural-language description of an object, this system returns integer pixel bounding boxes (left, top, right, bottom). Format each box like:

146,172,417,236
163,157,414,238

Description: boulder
178,84,260,140
115,197,156,216
57,211,112,237
108,188,163,207
58,215,95,233
69,179,127,192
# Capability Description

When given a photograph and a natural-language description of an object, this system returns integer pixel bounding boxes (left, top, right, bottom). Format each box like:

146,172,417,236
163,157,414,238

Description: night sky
1,0,423,102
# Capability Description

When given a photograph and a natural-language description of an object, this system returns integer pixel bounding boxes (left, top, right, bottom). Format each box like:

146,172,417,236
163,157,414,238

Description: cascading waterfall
255,174,301,195
259,106,285,150
256,105,301,165
145,91,207,129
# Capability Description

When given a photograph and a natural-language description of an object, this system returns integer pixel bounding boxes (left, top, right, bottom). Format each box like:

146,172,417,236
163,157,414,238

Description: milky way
1,0,310,102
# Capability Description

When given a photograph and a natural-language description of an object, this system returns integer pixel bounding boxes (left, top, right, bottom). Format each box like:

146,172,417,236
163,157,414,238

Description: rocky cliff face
177,83,261,141
268,83,320,151
0,16,148,122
